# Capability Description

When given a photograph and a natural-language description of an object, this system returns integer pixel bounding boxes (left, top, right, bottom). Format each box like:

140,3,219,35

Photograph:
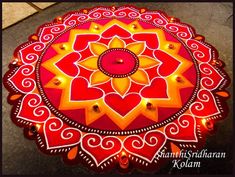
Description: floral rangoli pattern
3,6,230,172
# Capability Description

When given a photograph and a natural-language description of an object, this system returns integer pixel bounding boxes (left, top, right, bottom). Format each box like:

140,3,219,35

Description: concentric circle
98,48,139,78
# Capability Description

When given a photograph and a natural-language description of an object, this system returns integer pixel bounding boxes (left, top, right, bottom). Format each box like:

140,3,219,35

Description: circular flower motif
78,36,158,95
3,6,230,173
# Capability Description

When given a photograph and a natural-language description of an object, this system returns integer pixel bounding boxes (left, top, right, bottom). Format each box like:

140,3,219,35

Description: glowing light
121,151,126,156
211,59,222,67
94,25,99,30
142,98,150,106
140,8,146,13
111,6,116,11
201,119,214,131
31,35,38,41
132,24,137,29
170,17,175,22
201,119,207,127
11,58,19,65
56,16,63,23
119,151,129,169
11,58,22,66
116,59,124,64
83,9,88,13
168,44,174,49
35,124,41,131
195,36,203,40
59,44,67,50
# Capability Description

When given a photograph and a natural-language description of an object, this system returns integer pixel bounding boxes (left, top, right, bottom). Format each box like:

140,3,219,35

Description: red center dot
98,48,139,78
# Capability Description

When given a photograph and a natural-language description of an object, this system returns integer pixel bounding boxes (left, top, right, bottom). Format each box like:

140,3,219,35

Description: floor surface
2,2,233,175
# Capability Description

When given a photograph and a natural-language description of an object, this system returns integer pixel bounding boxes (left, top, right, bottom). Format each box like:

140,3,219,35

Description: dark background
2,2,233,175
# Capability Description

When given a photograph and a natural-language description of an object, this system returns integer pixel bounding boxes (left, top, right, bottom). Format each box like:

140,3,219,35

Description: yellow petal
90,70,110,85
126,42,144,55
109,37,125,48
90,42,108,55
139,55,159,69
78,56,98,70
112,78,130,96
130,69,149,85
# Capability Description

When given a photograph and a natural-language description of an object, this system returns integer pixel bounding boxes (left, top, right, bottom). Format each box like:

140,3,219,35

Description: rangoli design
3,6,230,172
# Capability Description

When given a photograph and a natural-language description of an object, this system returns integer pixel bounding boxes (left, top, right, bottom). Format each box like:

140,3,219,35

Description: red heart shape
17,93,50,123
123,130,166,162
73,34,100,51
81,133,122,166
44,117,81,149
199,63,224,90
164,114,197,142
71,77,104,101
9,65,35,93
154,50,180,77
133,33,159,49
104,93,141,116
55,52,80,77
190,89,220,117
102,25,131,38
140,78,168,98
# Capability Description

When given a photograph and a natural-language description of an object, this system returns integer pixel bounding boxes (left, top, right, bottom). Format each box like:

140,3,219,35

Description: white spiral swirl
115,11,126,17
128,12,139,18
42,34,54,42
67,19,77,26
61,128,75,139
21,78,35,88
33,106,50,117
168,124,179,135
200,64,213,75
48,119,63,131
193,51,205,59
153,18,164,25
141,14,153,20
103,11,113,17
50,26,65,34
188,42,199,50
167,25,179,32
90,12,101,18
25,53,39,62
28,97,40,107
194,102,205,111
199,93,210,102
148,136,159,146
33,43,45,51
86,136,115,150
177,32,188,38
131,138,144,149
180,119,190,128
21,66,34,76
77,14,88,22
201,77,214,87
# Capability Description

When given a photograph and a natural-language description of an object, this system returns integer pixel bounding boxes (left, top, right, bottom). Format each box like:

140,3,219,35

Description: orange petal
67,146,78,160
90,42,108,55
126,42,144,55
130,69,149,85
78,56,98,70
109,37,125,48
10,94,22,101
112,78,130,96
90,70,110,85
139,55,159,69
